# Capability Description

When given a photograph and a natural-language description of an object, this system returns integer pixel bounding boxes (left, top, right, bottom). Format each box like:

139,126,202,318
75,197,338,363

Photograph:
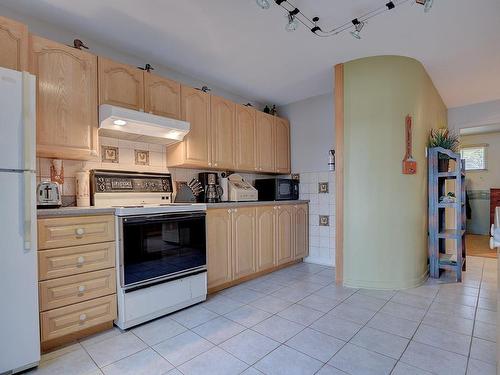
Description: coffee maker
198,172,223,203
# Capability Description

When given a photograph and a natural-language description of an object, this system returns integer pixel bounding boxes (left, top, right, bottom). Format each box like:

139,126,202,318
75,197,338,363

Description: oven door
119,212,206,290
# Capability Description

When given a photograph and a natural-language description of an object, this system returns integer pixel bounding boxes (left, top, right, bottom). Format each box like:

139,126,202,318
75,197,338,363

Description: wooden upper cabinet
144,72,181,119
275,117,291,173
211,95,235,169
235,105,257,172
167,86,211,168
30,35,98,160
207,208,232,289
232,207,256,280
294,204,309,259
276,205,294,265
98,57,144,111
0,16,28,71
256,206,276,271
256,112,276,173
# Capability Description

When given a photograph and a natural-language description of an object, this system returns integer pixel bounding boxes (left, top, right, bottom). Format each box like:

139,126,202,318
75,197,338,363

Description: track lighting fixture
350,19,364,40
256,0,436,38
416,0,434,13
256,0,271,10
285,8,300,32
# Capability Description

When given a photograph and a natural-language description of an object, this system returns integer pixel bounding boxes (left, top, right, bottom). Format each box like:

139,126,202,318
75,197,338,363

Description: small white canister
75,170,90,207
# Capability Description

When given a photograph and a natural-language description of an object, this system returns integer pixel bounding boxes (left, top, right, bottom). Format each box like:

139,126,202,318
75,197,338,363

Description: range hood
99,104,190,145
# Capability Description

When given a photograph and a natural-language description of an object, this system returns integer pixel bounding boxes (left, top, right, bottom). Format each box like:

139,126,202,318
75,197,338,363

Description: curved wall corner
342,56,447,290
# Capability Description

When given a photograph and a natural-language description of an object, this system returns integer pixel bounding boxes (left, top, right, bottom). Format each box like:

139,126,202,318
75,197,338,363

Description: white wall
279,93,334,173
279,92,335,266
448,99,500,132
0,6,261,107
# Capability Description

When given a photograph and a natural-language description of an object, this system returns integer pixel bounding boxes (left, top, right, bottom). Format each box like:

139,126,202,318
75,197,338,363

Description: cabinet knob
278,206,281,209
259,168,263,171
79,313,87,322
77,256,85,265
214,163,218,167
227,209,231,213
75,228,85,237
78,285,86,293
208,162,212,166
233,208,237,213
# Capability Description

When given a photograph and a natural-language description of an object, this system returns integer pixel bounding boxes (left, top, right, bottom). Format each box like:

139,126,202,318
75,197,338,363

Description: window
460,145,487,171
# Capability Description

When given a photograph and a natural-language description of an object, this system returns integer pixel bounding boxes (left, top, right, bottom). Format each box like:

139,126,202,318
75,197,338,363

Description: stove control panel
91,170,173,193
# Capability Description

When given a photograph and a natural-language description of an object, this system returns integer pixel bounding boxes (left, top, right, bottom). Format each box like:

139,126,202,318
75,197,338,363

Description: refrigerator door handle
22,71,35,172
23,171,33,251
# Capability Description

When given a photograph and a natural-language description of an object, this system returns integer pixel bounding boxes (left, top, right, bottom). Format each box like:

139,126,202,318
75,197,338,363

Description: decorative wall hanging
255,0,435,39
402,115,417,175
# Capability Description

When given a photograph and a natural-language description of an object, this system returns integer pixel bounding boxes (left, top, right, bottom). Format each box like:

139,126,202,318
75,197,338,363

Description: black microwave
254,178,299,201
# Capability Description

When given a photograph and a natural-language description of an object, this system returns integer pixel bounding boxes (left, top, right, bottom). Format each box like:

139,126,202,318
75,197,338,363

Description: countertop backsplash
36,136,270,204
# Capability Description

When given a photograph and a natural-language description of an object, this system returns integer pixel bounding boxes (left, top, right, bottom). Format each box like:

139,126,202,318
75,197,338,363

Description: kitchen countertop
37,200,309,218
37,206,117,218
37,200,309,217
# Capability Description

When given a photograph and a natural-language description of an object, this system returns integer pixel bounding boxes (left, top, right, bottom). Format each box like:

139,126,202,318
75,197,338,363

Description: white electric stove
90,170,207,329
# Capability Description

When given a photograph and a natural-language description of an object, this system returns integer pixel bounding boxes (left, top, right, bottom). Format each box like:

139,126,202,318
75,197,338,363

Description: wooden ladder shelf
428,147,466,282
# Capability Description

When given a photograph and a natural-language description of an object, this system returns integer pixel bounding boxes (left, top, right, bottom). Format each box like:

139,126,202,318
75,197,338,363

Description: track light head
256,0,271,9
285,12,299,32
416,0,434,13
350,19,364,39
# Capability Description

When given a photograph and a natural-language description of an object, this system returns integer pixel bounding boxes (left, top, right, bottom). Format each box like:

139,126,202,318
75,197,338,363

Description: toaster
37,181,62,208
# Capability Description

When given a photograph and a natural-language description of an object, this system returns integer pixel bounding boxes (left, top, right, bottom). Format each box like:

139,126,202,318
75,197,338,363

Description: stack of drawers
37,215,117,349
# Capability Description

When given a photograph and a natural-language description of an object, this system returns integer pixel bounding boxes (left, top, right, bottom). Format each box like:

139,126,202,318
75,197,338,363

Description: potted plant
428,128,460,172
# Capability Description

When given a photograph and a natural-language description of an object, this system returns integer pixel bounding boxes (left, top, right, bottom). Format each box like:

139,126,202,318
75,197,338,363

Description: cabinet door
276,205,294,265
207,208,232,289
294,204,309,259
275,117,290,174
256,112,275,172
235,105,257,172
232,207,256,280
0,16,28,71
98,57,144,111
144,72,181,119
256,206,276,271
30,35,98,160
178,86,211,167
211,95,235,169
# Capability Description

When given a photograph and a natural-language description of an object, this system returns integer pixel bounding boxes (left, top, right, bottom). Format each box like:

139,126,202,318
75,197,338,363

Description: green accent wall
343,56,447,289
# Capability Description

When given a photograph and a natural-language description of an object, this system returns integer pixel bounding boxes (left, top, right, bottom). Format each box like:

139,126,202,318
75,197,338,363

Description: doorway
460,126,500,258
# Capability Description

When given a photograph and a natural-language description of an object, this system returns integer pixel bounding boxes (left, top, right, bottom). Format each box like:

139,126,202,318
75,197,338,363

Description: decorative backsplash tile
319,215,329,226
101,145,119,163
318,182,329,194
134,149,150,165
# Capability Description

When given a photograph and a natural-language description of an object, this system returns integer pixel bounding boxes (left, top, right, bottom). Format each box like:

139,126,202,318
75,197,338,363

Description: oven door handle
123,212,206,224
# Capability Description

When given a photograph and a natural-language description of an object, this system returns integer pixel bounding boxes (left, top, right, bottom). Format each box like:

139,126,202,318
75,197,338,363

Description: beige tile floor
26,256,497,375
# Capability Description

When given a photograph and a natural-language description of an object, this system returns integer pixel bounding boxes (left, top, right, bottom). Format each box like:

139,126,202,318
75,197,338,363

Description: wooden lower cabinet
232,207,256,279
294,204,309,259
38,214,117,350
256,206,276,271
207,203,308,291
276,205,294,265
207,208,233,289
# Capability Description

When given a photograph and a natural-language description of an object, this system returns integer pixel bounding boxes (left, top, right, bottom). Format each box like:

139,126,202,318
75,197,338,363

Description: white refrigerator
0,67,40,373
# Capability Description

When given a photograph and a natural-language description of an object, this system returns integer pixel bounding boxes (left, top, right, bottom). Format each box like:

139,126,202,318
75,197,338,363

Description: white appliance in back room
0,67,40,373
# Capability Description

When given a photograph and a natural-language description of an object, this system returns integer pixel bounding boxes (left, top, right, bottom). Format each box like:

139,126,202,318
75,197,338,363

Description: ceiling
3,0,500,107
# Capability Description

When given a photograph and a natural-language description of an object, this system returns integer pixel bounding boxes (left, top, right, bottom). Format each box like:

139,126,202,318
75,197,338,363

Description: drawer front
38,215,115,249
40,294,117,342
39,269,116,311
38,242,115,280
